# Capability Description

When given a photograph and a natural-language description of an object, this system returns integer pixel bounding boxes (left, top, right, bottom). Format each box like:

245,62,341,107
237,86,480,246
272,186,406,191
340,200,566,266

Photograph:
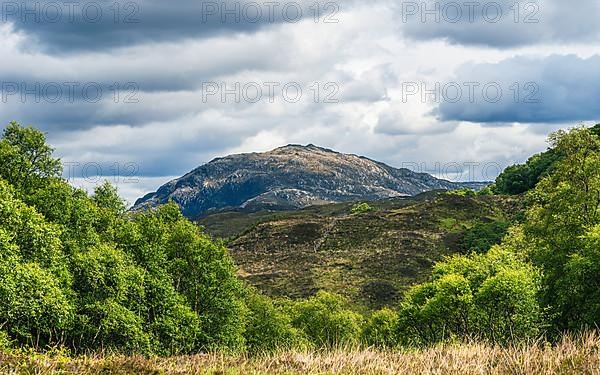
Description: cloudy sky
1,0,598,204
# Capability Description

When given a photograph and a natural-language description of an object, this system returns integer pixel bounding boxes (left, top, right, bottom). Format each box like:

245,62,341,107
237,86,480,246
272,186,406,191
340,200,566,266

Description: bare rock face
133,144,487,218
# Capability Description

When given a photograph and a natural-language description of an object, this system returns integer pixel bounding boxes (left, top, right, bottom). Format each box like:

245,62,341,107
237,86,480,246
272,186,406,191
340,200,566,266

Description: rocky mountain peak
133,145,487,218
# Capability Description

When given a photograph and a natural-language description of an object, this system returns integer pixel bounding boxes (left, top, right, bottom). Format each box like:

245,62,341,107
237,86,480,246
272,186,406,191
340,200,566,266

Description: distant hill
133,144,488,218
198,191,522,309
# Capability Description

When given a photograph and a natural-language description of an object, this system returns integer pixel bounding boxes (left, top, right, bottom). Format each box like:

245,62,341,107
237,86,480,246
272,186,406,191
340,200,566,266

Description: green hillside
199,192,522,309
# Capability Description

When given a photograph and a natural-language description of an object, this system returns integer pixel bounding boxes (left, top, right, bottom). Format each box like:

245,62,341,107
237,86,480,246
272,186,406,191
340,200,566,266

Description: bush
475,269,542,344
0,331,11,351
460,221,510,254
76,299,152,354
243,291,305,353
447,188,476,197
0,261,74,348
351,202,374,215
361,308,399,348
291,292,363,348
396,246,543,346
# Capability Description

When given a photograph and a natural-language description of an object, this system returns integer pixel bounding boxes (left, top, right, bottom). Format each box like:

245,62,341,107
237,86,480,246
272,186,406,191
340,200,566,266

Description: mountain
133,144,489,218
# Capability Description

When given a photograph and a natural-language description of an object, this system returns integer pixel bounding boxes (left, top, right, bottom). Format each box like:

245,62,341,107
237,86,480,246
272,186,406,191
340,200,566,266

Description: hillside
198,191,522,309
133,144,488,218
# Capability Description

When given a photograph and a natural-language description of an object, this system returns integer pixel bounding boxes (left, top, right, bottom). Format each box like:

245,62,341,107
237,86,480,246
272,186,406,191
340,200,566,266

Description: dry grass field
1,332,598,374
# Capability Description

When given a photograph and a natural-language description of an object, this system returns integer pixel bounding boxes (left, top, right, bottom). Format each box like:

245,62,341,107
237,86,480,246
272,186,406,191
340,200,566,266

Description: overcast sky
1,0,598,204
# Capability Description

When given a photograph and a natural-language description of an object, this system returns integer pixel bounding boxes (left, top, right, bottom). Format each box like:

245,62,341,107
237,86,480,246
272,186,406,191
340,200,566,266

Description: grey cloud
5,0,277,53
396,0,600,47
375,108,457,135
3,0,352,53
47,97,341,178
435,54,600,124
52,120,259,177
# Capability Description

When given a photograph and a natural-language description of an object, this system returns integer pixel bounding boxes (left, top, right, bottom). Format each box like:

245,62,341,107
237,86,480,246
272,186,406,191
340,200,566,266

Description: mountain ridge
133,144,489,218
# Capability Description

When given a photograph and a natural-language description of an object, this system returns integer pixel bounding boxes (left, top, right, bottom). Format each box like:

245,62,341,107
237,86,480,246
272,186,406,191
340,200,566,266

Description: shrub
0,261,74,348
447,188,476,197
243,291,305,353
460,220,510,254
396,246,543,346
351,202,374,215
291,292,362,348
361,308,399,348
75,299,151,354
0,331,11,351
475,268,542,344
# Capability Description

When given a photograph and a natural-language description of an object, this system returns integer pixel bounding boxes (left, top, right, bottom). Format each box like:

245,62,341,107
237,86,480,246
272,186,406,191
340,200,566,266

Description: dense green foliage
0,123,245,354
521,126,600,331
460,220,510,253
446,188,477,197
492,124,600,195
493,150,562,195
361,308,399,348
290,292,363,348
243,291,305,352
350,202,374,215
396,244,543,345
0,121,598,355
405,124,600,344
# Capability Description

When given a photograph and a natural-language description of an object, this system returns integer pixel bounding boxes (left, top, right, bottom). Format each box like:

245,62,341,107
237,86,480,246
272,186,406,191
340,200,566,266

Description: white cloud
0,0,597,200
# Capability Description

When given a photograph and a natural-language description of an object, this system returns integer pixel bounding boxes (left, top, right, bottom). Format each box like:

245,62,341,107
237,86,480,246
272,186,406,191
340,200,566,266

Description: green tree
460,220,510,254
0,260,74,348
351,202,374,215
157,205,247,350
0,123,254,354
524,126,600,330
361,308,399,348
243,291,305,353
493,124,600,195
396,246,543,346
93,181,126,215
0,122,62,195
291,291,362,348
119,203,247,351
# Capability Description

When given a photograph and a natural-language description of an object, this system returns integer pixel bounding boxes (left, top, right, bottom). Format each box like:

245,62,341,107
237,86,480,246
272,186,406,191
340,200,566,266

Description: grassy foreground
1,332,598,374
